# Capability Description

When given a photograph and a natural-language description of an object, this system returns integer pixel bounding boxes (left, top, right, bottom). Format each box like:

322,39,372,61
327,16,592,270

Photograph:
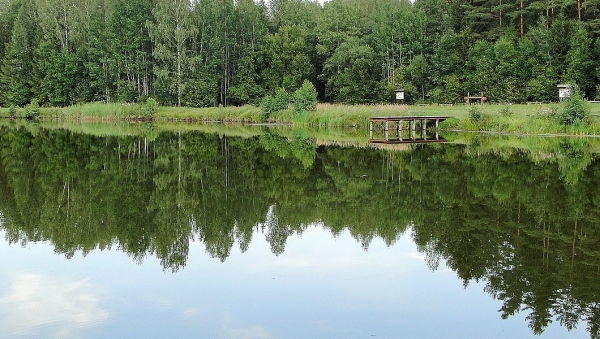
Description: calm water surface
0,124,596,338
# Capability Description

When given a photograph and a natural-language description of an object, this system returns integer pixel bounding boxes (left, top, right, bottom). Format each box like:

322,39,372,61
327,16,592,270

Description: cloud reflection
227,325,274,339
0,273,109,338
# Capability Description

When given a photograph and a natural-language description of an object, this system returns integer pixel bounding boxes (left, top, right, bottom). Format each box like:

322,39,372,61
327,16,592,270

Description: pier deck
369,116,448,144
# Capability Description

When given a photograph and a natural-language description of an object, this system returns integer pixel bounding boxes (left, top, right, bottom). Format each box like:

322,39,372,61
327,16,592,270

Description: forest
0,0,599,108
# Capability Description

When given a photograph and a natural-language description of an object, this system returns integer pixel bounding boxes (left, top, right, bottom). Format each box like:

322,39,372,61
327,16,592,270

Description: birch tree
148,0,197,106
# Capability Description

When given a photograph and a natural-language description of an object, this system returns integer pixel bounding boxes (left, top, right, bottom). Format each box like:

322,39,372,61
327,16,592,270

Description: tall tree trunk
520,0,524,37
499,0,502,26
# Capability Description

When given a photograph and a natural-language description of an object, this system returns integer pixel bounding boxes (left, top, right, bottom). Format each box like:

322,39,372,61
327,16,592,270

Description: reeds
4,101,600,136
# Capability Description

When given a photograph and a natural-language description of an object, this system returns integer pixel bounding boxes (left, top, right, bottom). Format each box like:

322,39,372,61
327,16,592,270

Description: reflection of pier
369,116,448,144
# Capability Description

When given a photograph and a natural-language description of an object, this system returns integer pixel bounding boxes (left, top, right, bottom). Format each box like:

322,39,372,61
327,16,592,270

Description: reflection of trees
404,144,600,338
2,126,600,336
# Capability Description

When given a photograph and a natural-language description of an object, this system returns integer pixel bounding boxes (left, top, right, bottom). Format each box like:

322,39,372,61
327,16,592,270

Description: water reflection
0,125,599,337
0,273,109,338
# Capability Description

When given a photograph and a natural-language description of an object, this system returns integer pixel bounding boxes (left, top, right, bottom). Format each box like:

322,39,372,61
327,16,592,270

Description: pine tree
0,0,36,106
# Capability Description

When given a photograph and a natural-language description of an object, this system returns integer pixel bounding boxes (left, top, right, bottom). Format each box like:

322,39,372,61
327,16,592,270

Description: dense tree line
0,0,599,107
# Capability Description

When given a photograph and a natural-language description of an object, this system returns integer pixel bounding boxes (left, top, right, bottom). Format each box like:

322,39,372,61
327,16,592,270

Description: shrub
499,105,513,117
469,105,482,123
560,85,588,126
25,100,40,120
293,80,317,114
260,88,290,122
145,97,158,118
274,88,290,110
8,105,16,119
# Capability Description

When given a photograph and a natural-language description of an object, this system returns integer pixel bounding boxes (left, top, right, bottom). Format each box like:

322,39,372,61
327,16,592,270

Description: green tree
110,0,153,102
465,40,497,99
0,0,36,107
147,0,197,106
322,36,382,103
259,25,314,94
85,3,112,102
565,24,595,97
228,47,263,106
407,54,429,102
292,79,317,113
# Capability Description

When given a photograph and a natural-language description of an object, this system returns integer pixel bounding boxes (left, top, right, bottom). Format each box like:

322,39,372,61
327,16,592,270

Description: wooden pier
369,116,448,144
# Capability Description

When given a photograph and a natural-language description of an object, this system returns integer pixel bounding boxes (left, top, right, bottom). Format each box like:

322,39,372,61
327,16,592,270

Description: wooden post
369,120,373,139
384,120,389,140
397,121,403,139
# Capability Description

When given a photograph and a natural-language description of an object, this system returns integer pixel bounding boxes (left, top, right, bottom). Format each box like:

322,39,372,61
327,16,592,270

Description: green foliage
407,55,429,102
439,117,460,129
499,106,513,117
469,105,482,123
260,89,290,122
183,71,218,108
3,126,600,337
260,25,314,94
260,95,276,121
560,85,588,126
526,77,554,103
0,0,599,108
147,0,197,107
145,97,158,118
321,37,382,104
25,99,39,119
292,80,317,114
429,75,462,104
8,104,16,119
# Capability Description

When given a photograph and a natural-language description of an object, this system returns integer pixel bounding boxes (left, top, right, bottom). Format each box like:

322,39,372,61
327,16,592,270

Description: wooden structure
394,88,405,104
557,84,571,101
369,116,448,144
464,92,487,104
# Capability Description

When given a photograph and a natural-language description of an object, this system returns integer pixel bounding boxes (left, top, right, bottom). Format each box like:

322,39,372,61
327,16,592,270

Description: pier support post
384,120,389,140
398,121,403,140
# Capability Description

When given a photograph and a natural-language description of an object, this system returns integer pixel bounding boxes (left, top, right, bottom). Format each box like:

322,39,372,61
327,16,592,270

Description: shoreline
1,102,600,136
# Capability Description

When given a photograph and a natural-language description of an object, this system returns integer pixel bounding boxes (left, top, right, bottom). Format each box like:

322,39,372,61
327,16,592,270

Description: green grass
4,101,600,136
154,105,262,122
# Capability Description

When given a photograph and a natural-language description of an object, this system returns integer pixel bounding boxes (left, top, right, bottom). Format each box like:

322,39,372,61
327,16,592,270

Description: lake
0,122,597,338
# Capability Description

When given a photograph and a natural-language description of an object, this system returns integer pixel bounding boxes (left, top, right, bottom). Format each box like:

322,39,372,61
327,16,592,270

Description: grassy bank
3,101,600,135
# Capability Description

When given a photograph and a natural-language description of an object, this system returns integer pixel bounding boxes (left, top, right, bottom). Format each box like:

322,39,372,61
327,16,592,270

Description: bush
499,105,513,117
260,88,290,122
560,85,588,126
8,105,16,119
439,117,460,129
469,105,482,123
274,88,290,110
260,95,276,121
145,97,158,118
25,100,40,120
293,80,317,114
